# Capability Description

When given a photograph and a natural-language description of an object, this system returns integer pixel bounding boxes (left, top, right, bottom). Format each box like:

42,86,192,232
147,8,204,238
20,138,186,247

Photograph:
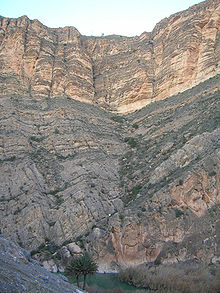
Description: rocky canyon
0,0,220,273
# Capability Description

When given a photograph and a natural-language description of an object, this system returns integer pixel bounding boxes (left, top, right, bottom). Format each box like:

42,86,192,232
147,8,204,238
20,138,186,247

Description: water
67,273,149,292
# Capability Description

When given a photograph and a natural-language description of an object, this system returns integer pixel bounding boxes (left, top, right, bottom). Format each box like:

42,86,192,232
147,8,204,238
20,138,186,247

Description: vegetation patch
66,252,98,290
175,208,184,218
208,170,216,177
29,135,45,142
119,262,220,293
0,156,16,162
132,123,139,129
111,115,125,123
30,239,60,259
131,184,142,196
124,137,137,148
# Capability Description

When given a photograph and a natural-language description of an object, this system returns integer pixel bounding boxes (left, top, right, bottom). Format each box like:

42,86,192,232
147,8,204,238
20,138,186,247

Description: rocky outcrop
0,96,125,249
0,235,85,292
0,0,220,113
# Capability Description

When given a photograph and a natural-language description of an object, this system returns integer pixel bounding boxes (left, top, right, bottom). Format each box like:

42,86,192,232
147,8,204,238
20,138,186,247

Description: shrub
175,209,184,218
124,137,137,148
119,263,220,293
131,184,142,196
119,214,124,220
54,127,59,134
29,136,44,142
178,179,183,185
111,116,124,123
132,123,139,129
4,156,16,162
208,170,216,177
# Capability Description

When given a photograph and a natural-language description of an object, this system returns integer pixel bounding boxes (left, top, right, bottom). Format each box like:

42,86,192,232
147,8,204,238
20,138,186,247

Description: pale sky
1,0,203,36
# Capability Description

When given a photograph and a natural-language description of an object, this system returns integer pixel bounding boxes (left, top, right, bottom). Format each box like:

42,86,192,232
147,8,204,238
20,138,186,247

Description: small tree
66,257,81,288
66,252,98,289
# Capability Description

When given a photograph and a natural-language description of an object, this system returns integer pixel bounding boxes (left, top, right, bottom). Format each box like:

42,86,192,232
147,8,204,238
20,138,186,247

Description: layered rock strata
0,74,219,271
0,0,220,272
0,0,220,113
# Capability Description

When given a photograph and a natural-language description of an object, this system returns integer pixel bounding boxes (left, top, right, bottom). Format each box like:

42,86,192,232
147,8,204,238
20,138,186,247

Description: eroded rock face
0,0,220,113
86,138,220,272
0,16,94,103
0,235,83,292
0,0,220,272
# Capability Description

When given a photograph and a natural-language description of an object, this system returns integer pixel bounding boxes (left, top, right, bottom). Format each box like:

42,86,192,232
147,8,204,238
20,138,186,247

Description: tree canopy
66,252,98,289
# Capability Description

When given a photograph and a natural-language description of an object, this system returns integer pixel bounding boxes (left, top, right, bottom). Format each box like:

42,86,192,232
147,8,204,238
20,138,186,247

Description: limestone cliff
0,0,220,272
0,0,219,113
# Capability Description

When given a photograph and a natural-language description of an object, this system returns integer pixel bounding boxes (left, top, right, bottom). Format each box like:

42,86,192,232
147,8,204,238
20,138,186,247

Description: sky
1,0,203,36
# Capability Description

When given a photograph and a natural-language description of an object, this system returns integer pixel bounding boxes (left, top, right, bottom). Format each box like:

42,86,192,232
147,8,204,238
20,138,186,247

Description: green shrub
29,136,45,142
55,197,64,205
131,184,142,196
30,240,59,257
124,137,137,148
175,209,184,218
119,214,124,220
4,156,16,162
178,179,183,185
208,170,216,177
132,123,139,129
54,127,59,134
62,239,73,246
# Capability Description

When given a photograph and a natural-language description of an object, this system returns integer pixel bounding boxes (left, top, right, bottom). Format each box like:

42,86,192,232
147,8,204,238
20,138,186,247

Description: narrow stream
67,273,149,292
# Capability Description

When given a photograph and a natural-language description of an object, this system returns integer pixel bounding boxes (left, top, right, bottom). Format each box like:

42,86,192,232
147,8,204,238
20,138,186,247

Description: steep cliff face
0,0,220,113
83,0,220,113
0,16,94,103
85,76,220,271
0,0,220,272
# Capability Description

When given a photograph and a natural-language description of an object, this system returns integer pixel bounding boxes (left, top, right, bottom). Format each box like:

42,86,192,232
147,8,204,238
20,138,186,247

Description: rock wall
0,16,94,103
0,0,220,113
91,146,220,271
0,0,220,272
